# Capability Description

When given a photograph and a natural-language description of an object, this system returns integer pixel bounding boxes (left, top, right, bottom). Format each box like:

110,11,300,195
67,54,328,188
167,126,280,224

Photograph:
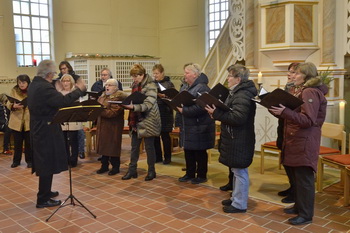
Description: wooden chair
260,122,346,174
317,133,349,196
260,141,281,174
344,166,350,206
85,126,97,156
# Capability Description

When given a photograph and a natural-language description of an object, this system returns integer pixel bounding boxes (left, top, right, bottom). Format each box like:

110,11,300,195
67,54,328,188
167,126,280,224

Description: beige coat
7,87,30,132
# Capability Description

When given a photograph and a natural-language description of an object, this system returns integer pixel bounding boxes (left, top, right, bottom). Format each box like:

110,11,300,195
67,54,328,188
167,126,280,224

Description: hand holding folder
195,83,231,111
6,95,27,107
108,91,146,105
161,91,196,110
252,88,303,110
157,83,179,99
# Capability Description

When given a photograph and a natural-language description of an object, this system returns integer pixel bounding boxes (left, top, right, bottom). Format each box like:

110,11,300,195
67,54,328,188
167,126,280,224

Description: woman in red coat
269,62,328,225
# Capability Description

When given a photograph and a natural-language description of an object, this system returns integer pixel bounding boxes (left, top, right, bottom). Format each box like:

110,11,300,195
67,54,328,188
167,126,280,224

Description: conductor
27,60,86,208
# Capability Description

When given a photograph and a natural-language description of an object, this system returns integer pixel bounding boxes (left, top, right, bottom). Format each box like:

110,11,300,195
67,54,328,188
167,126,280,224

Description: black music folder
160,88,179,99
252,88,304,110
195,83,231,111
86,90,103,100
108,91,146,105
162,90,196,110
157,83,179,99
196,93,231,111
51,104,104,124
6,95,27,107
208,83,229,102
71,99,102,107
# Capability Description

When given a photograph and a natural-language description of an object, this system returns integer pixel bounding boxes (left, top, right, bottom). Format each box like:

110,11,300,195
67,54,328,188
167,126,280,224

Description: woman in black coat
153,64,175,164
27,60,86,208
177,63,215,184
206,64,257,213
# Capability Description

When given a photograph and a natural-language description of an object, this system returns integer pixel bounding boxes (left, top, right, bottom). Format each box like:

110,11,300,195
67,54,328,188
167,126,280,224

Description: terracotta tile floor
0,143,350,232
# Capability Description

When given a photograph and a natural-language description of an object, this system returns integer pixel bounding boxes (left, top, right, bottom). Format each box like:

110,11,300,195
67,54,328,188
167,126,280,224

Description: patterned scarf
128,83,142,131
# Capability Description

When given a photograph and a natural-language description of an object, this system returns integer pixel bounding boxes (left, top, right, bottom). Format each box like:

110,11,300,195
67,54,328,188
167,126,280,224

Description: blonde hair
61,74,75,91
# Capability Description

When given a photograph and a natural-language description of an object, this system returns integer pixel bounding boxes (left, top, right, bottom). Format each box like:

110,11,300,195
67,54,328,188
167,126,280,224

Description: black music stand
46,104,103,222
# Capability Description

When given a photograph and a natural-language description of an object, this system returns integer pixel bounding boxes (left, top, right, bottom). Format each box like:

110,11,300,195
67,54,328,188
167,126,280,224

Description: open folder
86,90,104,100
108,91,146,105
195,83,231,111
6,95,27,107
162,90,196,110
196,93,231,111
51,104,104,124
157,83,179,99
252,88,304,110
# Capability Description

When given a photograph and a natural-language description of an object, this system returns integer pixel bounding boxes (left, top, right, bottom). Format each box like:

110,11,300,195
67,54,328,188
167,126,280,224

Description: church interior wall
0,0,206,94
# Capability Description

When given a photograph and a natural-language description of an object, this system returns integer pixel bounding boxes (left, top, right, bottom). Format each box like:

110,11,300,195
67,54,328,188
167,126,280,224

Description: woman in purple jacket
269,62,328,225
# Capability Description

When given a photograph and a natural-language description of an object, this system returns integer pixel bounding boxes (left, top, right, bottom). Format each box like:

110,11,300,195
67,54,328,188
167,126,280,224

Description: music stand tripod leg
45,105,102,222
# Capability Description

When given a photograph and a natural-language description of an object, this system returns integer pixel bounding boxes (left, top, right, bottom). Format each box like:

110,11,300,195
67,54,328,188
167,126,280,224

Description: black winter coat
212,80,257,168
155,76,174,132
180,73,215,150
28,76,85,176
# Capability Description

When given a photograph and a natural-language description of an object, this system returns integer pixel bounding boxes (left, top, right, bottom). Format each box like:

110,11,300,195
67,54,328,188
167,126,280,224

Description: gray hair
184,63,201,76
227,64,250,81
101,67,112,77
105,78,118,86
37,60,56,78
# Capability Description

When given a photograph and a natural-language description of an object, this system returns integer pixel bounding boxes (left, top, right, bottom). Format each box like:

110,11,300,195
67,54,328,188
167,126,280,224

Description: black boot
145,171,156,181
220,168,233,191
108,157,120,175
96,156,109,174
122,170,138,180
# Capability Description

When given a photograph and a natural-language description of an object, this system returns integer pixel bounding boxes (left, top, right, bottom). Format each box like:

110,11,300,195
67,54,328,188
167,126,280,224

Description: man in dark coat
27,60,86,208
205,64,257,213
91,67,123,92
177,63,215,184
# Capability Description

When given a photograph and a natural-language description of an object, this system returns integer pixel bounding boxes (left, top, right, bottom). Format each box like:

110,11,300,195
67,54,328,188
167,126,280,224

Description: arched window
208,0,229,50
12,0,52,67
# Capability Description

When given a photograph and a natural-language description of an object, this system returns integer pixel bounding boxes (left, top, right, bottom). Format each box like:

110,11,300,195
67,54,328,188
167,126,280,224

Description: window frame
12,0,53,67
207,0,229,52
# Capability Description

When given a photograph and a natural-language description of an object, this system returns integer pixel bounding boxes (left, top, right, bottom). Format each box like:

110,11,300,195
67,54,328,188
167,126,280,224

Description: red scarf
128,83,142,131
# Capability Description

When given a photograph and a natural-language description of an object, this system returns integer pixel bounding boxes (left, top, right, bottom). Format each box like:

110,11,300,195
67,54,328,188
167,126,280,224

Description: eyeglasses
131,74,141,78
101,74,109,76
105,84,117,86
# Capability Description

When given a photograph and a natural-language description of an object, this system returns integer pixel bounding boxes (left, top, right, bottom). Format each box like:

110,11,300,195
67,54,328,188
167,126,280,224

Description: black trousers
184,149,208,179
63,131,79,165
289,166,315,219
12,129,31,164
283,165,295,195
3,125,11,151
37,174,53,204
100,155,120,169
154,131,172,162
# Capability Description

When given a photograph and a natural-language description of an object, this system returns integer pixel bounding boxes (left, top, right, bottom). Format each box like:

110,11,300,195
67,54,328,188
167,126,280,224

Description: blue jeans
230,167,249,210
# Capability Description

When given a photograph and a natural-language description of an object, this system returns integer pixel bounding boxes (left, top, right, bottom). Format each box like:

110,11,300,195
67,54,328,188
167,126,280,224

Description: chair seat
171,128,180,134
322,154,350,165
262,141,278,149
319,146,341,155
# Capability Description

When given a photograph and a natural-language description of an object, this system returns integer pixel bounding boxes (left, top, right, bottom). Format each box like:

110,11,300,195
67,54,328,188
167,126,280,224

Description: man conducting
28,60,86,208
